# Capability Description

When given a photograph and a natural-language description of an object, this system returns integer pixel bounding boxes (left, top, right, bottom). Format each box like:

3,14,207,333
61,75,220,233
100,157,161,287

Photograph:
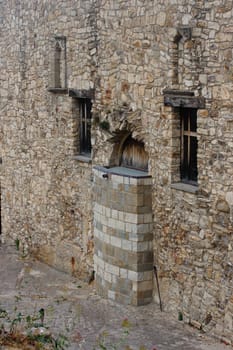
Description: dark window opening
54,42,62,88
120,137,148,171
80,99,92,156
180,108,197,184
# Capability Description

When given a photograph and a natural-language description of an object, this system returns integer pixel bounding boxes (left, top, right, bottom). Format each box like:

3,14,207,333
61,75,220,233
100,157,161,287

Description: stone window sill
171,182,198,194
72,155,92,163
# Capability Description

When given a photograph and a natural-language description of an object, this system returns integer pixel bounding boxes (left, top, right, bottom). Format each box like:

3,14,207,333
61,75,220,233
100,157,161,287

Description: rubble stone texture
0,0,233,344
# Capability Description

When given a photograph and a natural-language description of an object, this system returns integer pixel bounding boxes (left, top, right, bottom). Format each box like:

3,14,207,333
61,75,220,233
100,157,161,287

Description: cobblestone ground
0,245,229,350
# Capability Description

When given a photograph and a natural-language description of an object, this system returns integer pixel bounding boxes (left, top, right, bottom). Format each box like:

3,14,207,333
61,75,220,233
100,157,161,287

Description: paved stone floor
0,244,229,350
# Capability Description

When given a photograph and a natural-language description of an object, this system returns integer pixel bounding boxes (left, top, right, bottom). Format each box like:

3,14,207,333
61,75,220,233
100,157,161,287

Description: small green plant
99,120,110,131
14,295,22,302
94,319,129,350
0,306,69,350
28,332,69,350
39,308,45,325
178,311,183,321
15,238,20,251
9,311,23,333
94,319,153,350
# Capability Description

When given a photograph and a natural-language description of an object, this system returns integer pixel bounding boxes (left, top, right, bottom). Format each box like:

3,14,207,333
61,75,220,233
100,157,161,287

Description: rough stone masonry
1,0,233,345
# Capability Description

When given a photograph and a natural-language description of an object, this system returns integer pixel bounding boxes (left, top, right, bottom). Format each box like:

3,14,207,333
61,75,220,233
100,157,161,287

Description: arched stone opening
108,130,149,173
120,136,148,171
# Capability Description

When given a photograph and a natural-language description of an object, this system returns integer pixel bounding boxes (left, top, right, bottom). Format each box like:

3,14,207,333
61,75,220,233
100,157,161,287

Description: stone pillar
93,166,153,306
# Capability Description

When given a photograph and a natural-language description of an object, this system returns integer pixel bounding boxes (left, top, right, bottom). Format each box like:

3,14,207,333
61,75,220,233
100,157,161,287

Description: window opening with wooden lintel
69,90,94,158
47,88,94,160
79,98,92,156
180,108,197,184
163,89,205,187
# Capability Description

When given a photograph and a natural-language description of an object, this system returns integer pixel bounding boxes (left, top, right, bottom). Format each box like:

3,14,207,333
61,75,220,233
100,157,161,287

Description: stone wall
0,0,97,278
92,1,233,343
1,0,233,344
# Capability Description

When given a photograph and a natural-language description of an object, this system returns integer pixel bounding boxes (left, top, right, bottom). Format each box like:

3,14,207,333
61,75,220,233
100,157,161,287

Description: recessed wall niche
49,36,67,89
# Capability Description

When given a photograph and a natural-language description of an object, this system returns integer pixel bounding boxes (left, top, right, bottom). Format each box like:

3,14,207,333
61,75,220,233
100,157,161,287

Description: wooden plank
164,95,205,109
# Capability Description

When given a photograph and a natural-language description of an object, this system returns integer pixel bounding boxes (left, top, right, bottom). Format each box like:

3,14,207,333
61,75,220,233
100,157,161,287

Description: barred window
79,99,92,155
180,108,197,184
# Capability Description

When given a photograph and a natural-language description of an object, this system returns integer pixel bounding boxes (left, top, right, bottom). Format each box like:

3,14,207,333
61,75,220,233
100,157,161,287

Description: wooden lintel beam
164,95,205,109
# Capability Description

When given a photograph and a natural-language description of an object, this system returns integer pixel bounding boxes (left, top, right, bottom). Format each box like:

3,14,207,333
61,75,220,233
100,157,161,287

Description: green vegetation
0,305,69,350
